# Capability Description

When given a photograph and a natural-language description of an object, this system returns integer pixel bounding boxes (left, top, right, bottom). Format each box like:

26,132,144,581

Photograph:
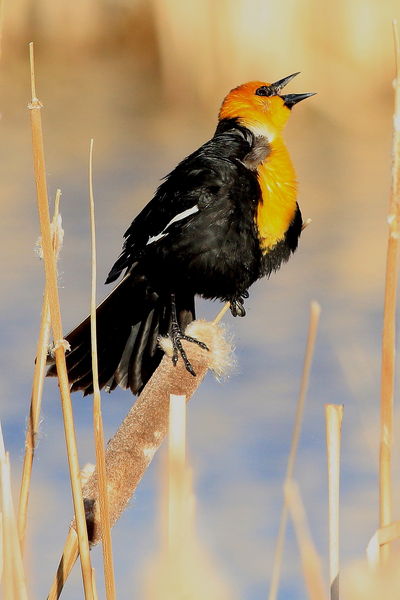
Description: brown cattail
48,319,233,599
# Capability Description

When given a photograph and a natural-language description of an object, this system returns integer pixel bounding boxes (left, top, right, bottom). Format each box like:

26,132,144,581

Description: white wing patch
146,204,199,246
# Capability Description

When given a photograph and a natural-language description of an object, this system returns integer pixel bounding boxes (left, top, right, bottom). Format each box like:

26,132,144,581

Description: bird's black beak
271,72,300,92
280,92,316,109
269,73,316,109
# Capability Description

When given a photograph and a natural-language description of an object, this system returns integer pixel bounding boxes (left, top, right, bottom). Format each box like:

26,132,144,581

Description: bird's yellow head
219,73,315,141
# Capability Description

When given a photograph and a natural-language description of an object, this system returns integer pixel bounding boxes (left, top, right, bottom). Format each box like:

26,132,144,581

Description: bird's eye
255,86,274,97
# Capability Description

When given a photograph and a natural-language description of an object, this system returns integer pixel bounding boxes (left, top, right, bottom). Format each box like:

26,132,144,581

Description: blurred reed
0,0,4,61
1,0,398,120
89,139,116,600
378,20,400,563
142,394,234,600
167,394,187,561
17,188,62,552
269,301,321,600
285,479,328,600
325,404,344,600
0,422,29,600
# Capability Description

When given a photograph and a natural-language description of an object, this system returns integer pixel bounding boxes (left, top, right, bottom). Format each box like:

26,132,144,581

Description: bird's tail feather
47,270,195,396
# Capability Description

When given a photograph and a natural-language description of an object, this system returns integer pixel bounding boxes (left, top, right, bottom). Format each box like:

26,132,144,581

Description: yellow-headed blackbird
48,73,314,395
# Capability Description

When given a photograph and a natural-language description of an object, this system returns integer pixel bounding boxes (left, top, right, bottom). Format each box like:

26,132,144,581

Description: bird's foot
170,322,209,376
229,291,249,317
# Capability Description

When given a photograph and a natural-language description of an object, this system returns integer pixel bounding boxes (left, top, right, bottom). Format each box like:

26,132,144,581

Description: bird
47,73,315,396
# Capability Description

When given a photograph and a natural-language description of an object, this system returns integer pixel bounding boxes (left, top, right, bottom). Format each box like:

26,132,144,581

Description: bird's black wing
106,125,254,283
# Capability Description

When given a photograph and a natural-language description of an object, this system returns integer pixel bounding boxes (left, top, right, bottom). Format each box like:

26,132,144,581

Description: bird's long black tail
47,269,195,396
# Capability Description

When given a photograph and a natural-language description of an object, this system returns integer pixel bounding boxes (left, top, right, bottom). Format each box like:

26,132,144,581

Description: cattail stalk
18,190,62,551
325,404,343,600
28,42,94,600
0,423,28,600
379,21,400,562
167,394,187,560
47,320,232,599
268,301,321,600
285,480,328,600
366,519,400,567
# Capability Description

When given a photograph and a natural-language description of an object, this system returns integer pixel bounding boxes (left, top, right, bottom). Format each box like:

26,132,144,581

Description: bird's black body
107,119,301,296
48,117,303,396
109,121,263,298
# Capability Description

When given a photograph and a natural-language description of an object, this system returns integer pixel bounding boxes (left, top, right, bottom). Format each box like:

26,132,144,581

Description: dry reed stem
366,520,400,567
47,320,231,599
89,139,117,600
213,302,230,324
379,21,400,562
325,404,343,600
167,395,187,559
0,423,28,600
285,479,328,600
0,427,11,598
49,527,79,600
91,569,99,600
18,189,62,550
0,0,4,63
268,301,321,600
0,511,3,584
1,462,15,599
28,42,94,600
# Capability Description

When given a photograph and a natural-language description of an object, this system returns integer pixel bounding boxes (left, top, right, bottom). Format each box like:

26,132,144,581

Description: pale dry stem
28,42,94,600
89,139,116,600
268,301,321,600
0,423,28,600
18,189,62,551
285,479,328,600
167,395,187,559
379,21,400,562
367,520,400,568
325,404,344,600
0,0,4,63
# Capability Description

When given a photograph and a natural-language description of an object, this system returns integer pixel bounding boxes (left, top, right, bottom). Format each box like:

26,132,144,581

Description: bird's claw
230,293,248,317
170,325,209,376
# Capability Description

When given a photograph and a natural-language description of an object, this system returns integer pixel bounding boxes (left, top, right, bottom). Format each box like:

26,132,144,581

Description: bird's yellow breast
256,137,297,252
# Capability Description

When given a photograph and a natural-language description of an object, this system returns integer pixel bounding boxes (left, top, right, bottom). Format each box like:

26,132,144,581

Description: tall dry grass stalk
325,404,343,600
366,519,400,567
91,568,100,600
143,393,234,600
0,0,4,62
28,42,95,600
17,189,62,551
89,139,116,600
379,20,400,562
0,512,3,583
285,479,327,600
213,302,230,324
268,301,321,600
0,423,28,600
167,394,187,559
